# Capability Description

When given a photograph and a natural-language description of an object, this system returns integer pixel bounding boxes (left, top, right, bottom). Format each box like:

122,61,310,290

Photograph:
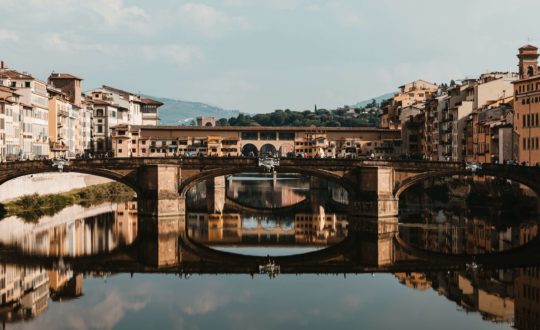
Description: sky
0,0,538,113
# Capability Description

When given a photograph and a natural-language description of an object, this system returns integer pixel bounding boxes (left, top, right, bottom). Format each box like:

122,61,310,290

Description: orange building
514,44,540,165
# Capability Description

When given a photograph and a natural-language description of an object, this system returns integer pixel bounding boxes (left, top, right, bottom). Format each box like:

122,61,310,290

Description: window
118,149,122,153
142,148,146,153
241,132,258,140
118,140,122,144
132,148,136,153
97,125,103,133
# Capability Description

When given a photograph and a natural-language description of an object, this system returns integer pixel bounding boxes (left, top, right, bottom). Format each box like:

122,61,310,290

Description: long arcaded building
111,123,401,158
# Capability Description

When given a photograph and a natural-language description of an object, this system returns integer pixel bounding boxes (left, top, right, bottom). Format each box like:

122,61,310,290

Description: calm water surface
0,173,537,329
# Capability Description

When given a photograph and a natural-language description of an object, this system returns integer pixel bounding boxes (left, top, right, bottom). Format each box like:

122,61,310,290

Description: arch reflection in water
0,201,138,257
186,173,349,256
186,212,348,256
398,174,540,254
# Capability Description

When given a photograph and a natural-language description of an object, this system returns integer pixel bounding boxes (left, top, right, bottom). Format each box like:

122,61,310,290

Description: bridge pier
137,214,185,268
348,216,398,266
137,165,185,217
347,167,399,218
206,176,226,214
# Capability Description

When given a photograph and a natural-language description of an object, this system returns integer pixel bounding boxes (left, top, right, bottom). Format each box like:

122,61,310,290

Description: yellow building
111,125,401,159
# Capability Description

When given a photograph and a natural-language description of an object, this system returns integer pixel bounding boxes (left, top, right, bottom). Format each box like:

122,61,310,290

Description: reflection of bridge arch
224,196,310,214
260,144,277,156
241,144,258,157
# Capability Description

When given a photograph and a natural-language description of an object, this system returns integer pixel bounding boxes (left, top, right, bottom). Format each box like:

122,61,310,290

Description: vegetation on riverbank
0,182,135,222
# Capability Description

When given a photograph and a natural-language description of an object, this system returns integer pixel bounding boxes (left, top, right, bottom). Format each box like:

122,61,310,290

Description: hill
145,96,240,125
354,92,395,108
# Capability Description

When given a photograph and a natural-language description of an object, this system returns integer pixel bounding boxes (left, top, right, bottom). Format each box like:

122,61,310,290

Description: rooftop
49,73,82,80
0,69,33,80
112,124,397,133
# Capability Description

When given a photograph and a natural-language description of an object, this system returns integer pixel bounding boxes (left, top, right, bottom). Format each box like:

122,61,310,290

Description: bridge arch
0,164,141,197
241,144,258,157
179,165,355,201
394,169,540,200
260,144,277,156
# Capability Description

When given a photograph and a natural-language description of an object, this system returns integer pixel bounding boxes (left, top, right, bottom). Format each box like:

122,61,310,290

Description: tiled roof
141,98,164,106
49,73,82,80
0,69,33,80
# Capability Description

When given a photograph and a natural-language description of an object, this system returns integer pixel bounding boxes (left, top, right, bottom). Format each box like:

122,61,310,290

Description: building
514,44,540,165
141,98,163,126
0,65,49,159
467,105,515,164
0,86,22,161
48,73,90,156
111,125,401,158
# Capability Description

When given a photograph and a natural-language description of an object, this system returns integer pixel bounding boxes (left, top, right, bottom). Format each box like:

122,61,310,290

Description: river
0,173,536,329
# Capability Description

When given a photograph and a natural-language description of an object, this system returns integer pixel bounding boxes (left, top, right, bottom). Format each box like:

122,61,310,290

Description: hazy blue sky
0,0,537,112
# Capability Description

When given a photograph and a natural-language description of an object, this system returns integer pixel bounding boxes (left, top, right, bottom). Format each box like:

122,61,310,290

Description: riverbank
0,182,135,222
0,173,112,202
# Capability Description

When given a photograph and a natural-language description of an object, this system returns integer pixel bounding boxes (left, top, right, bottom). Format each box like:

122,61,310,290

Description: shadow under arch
394,169,540,201
179,165,355,201
0,166,141,197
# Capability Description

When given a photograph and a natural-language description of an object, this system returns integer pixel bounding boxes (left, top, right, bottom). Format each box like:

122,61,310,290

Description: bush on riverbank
0,182,135,222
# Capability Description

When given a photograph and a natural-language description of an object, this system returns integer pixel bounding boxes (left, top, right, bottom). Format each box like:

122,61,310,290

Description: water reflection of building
226,174,308,209
400,209,538,255
294,213,348,244
0,265,50,323
396,270,515,325
187,212,347,246
515,267,540,330
394,273,431,291
0,201,138,257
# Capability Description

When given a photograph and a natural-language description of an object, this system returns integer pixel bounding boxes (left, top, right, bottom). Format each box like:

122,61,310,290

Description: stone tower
517,44,539,79
48,73,83,107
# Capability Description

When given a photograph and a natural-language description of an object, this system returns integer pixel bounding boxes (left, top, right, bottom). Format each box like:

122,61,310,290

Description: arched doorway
279,143,294,157
241,144,258,157
260,144,277,157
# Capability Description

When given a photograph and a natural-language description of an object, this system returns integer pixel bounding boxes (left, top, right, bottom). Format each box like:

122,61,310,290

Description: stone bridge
1,158,540,217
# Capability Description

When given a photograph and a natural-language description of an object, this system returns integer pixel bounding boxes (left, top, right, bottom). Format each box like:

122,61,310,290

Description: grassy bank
0,182,135,222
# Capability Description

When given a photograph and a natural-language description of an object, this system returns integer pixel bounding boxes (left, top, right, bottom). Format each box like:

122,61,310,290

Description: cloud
85,0,149,28
0,29,19,41
140,44,204,66
178,3,249,37
44,33,116,55
182,288,251,315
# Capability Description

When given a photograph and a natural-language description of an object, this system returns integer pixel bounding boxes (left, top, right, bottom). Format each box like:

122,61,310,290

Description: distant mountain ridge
144,95,240,125
354,92,395,108
146,92,395,126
